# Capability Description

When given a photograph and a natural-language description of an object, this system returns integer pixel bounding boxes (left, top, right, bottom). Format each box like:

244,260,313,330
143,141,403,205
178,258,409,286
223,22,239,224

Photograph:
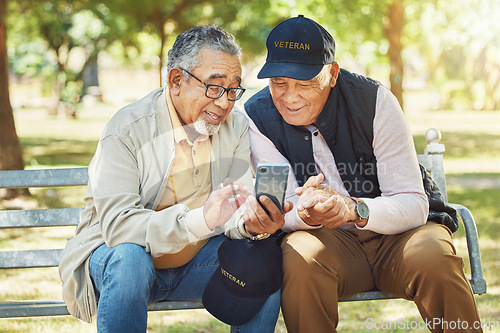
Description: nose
213,92,231,109
281,85,301,104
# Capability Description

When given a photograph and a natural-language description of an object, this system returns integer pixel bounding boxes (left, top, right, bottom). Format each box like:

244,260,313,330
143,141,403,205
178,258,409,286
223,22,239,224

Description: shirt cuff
283,207,322,232
238,222,254,239
184,207,213,240
354,198,382,231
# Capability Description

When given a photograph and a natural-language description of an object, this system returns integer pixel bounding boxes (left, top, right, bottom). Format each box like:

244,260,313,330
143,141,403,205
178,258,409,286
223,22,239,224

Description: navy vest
245,69,381,198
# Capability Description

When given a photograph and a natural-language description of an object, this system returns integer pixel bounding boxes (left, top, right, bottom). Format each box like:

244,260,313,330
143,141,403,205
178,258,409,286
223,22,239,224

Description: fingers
205,183,247,230
243,195,285,235
283,200,294,214
217,181,251,201
295,186,304,196
298,194,350,228
296,174,331,196
317,183,340,195
234,194,246,208
302,173,325,192
296,187,329,211
315,195,347,214
243,196,266,234
258,195,285,221
228,194,247,210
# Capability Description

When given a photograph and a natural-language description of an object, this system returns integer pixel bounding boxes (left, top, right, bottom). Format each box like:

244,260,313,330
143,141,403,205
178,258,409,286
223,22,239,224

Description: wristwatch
243,223,271,241
350,197,369,223
250,232,271,241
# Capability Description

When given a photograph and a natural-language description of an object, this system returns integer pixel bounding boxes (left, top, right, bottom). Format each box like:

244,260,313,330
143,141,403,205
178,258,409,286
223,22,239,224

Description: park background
1,0,499,332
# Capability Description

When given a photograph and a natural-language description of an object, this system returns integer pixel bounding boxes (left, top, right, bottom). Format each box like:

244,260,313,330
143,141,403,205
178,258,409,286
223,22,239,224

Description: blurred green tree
94,0,278,85
7,0,279,105
407,0,500,110
10,1,141,115
12,0,87,115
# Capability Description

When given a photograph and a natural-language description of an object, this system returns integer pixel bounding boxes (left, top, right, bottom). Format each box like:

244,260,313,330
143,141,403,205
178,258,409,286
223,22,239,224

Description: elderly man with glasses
59,25,290,333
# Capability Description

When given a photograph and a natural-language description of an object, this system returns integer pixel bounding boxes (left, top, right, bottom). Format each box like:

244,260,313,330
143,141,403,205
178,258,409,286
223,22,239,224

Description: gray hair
315,64,333,86
167,25,241,79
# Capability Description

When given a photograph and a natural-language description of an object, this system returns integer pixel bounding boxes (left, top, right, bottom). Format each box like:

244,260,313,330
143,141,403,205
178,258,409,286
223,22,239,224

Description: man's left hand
243,195,293,236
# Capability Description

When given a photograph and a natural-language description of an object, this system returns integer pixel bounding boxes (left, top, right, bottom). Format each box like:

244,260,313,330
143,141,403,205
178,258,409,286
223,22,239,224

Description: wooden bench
0,128,487,319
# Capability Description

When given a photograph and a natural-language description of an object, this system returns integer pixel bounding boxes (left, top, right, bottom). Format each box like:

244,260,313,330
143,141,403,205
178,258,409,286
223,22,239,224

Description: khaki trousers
281,222,482,333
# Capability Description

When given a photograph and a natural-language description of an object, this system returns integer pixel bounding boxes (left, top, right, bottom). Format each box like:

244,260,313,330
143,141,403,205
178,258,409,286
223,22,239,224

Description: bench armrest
449,203,487,294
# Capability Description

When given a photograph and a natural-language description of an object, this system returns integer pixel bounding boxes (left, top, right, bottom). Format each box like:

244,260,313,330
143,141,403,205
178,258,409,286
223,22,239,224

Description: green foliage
7,1,143,108
5,0,500,110
60,80,83,104
70,10,107,48
8,41,55,77
406,0,500,110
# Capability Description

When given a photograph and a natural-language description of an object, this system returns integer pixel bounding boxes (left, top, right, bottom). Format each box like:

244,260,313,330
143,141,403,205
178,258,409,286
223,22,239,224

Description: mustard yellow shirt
153,90,211,268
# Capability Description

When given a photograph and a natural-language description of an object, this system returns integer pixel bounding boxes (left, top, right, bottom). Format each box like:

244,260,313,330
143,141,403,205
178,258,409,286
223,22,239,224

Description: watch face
357,201,370,219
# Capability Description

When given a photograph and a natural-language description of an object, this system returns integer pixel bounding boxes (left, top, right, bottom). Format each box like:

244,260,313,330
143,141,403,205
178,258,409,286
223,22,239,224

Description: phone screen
255,163,289,213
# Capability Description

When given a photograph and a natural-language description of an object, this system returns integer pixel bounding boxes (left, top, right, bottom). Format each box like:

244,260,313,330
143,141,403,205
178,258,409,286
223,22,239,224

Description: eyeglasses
179,68,246,101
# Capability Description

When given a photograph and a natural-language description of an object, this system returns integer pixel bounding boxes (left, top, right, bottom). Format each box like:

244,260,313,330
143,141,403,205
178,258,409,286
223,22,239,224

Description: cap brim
202,269,268,326
257,62,324,80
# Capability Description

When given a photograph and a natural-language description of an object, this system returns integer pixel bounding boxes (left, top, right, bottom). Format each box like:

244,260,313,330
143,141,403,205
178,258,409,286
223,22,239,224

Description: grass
1,88,500,332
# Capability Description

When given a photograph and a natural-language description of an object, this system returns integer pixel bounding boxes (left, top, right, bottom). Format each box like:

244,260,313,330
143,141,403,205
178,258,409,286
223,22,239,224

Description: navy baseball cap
258,15,336,80
202,237,282,326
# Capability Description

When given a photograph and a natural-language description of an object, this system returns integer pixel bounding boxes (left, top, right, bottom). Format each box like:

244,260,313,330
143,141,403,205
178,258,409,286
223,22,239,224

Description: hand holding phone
254,163,289,214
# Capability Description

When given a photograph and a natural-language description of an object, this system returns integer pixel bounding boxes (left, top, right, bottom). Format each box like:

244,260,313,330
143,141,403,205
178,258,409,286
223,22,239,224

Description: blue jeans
89,235,281,333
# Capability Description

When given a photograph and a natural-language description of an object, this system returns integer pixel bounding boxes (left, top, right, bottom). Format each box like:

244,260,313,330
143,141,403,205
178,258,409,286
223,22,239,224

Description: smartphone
254,163,289,214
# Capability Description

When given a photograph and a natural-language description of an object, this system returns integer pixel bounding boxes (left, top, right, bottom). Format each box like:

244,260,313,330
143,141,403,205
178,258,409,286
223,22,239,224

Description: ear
329,62,340,88
168,68,183,96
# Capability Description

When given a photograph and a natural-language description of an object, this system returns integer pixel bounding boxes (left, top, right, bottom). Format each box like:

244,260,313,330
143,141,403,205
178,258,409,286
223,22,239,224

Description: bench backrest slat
0,168,88,189
0,208,81,228
0,249,62,269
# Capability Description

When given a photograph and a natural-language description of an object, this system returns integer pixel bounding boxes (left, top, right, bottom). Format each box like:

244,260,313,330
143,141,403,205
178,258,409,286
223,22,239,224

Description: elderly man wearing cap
59,25,290,333
244,15,482,333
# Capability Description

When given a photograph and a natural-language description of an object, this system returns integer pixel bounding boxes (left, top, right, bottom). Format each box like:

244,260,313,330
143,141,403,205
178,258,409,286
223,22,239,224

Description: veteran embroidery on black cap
273,41,310,50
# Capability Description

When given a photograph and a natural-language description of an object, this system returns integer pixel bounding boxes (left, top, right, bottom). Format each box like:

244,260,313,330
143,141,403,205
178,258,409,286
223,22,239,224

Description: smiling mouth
285,105,304,113
205,111,222,124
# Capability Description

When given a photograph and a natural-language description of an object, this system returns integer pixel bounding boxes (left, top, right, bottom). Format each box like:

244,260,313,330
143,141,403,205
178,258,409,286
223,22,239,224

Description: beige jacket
58,88,253,322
